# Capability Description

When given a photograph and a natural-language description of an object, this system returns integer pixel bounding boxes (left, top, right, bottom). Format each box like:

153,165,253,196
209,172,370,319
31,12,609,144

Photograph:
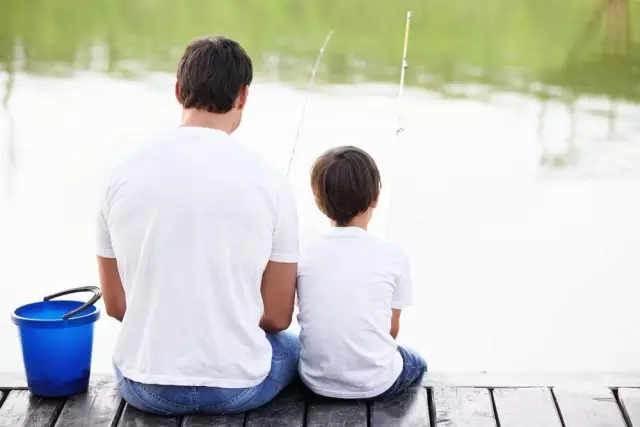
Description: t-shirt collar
330,226,368,236
177,125,230,138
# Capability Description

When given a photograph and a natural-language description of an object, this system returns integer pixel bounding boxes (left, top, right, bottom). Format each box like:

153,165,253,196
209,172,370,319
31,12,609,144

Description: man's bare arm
97,256,126,322
390,308,402,339
260,261,297,333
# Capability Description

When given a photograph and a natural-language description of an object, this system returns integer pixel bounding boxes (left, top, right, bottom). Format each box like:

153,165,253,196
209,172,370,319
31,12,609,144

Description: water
1,0,639,374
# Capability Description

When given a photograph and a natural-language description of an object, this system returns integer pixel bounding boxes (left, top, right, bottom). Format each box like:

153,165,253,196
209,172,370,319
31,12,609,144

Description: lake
1,0,639,375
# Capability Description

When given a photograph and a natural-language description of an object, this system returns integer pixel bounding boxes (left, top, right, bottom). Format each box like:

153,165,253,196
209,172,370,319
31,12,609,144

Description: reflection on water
0,0,639,373
0,0,638,172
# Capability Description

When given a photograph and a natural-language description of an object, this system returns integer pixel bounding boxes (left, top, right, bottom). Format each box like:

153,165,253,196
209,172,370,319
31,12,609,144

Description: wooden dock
1,373,640,426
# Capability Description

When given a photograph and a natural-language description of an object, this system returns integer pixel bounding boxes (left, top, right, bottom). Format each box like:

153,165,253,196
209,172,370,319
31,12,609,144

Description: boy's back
297,227,411,398
297,145,426,399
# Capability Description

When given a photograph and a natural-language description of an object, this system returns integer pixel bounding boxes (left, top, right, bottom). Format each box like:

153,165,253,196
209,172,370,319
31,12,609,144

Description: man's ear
235,85,249,111
371,196,379,209
175,81,183,104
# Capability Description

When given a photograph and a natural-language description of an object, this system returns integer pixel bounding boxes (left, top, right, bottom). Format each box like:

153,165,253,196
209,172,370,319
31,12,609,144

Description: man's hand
259,261,297,333
97,256,126,322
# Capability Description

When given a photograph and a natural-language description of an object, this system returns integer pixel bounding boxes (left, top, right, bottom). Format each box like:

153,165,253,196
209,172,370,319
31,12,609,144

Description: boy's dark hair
311,146,381,226
176,36,253,113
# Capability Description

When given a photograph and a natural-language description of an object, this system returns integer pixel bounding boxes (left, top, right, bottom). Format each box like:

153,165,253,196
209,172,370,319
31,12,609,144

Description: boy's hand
390,309,401,339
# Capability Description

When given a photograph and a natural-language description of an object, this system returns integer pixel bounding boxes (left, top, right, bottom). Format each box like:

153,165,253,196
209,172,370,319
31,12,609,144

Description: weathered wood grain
306,393,367,427
421,372,640,388
244,385,306,427
0,390,65,427
117,403,180,426
0,373,115,390
370,386,430,427
492,387,562,427
553,387,626,427
618,388,640,427
432,386,496,427
4,372,640,390
182,413,245,427
54,379,122,427
0,376,639,426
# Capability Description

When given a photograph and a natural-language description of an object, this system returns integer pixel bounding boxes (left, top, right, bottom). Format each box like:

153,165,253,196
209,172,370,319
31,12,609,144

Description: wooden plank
0,374,28,390
0,390,65,427
54,379,123,426
5,372,640,391
618,388,640,427
0,372,115,390
117,404,180,427
432,386,496,427
306,394,367,427
244,385,305,427
553,387,626,427
183,413,245,427
492,388,562,427
420,372,640,388
370,386,430,427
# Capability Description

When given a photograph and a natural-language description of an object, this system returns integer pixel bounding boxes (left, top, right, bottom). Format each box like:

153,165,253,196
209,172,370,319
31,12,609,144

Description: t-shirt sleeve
96,184,116,258
270,180,299,263
391,249,412,309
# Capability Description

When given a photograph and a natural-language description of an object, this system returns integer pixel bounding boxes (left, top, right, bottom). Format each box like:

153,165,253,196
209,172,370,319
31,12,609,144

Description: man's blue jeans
375,346,427,399
114,331,300,415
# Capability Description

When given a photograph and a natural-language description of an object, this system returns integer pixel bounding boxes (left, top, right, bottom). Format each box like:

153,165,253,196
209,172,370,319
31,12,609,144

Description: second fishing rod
286,12,413,239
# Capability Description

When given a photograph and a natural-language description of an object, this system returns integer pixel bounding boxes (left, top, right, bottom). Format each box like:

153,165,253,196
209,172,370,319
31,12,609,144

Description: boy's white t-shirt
296,226,412,398
96,126,299,388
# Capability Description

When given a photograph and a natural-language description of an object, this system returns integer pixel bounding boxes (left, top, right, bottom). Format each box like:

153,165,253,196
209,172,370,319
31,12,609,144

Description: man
96,36,299,415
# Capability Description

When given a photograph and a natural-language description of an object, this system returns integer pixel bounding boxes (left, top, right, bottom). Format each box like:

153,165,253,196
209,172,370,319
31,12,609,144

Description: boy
296,146,427,399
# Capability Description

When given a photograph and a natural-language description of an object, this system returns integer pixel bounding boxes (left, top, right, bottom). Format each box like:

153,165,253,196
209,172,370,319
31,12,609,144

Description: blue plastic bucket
11,286,102,397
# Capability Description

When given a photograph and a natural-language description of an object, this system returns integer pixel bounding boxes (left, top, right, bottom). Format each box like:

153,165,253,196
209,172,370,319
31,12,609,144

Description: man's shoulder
102,129,175,179
236,147,285,184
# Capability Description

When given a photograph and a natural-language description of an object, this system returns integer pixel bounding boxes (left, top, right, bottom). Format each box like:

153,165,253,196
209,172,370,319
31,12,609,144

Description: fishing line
286,31,334,177
386,11,412,238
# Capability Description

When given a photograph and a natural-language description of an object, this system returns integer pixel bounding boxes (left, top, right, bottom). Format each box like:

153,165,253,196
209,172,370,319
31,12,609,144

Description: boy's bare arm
390,308,401,339
260,261,297,333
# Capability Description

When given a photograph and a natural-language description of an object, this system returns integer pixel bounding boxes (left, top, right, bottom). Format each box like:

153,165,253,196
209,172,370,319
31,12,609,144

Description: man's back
97,126,297,387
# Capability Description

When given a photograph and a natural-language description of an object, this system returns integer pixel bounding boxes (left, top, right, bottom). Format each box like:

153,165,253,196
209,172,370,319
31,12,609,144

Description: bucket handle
43,286,102,320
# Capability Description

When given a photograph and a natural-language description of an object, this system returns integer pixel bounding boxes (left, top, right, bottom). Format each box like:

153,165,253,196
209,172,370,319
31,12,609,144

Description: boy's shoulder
369,235,409,266
300,229,408,266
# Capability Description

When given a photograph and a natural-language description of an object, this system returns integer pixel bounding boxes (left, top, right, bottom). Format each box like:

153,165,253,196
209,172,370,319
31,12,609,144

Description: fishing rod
396,11,411,137
286,30,335,177
386,11,412,238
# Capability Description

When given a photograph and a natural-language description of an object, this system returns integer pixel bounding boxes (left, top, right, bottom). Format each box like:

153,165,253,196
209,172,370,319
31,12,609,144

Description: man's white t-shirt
96,126,299,388
296,226,412,398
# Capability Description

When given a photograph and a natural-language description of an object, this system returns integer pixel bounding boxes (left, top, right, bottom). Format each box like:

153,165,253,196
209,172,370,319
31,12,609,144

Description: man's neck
181,108,236,134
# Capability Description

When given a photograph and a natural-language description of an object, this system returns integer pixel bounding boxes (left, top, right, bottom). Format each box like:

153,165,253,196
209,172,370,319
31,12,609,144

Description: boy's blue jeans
114,331,300,415
375,346,427,399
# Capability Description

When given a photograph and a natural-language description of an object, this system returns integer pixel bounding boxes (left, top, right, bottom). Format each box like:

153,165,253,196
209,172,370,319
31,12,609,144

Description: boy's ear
235,85,249,111
175,81,183,104
371,198,379,209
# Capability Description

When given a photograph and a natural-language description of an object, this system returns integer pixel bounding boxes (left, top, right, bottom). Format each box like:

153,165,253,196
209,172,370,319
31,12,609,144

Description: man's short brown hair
310,146,381,226
177,36,253,113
